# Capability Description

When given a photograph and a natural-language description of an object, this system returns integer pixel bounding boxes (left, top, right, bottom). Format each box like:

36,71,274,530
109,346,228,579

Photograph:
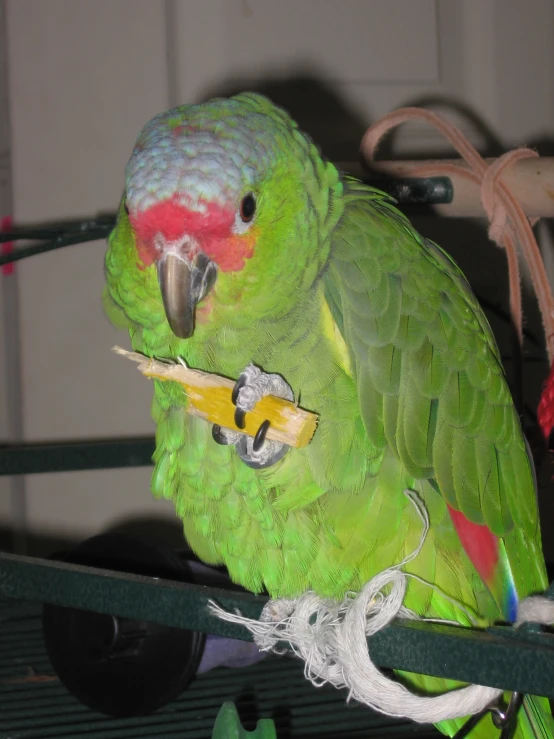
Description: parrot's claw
212,424,242,446
212,425,227,445
225,364,294,468
234,407,246,430
231,374,247,405
253,419,270,452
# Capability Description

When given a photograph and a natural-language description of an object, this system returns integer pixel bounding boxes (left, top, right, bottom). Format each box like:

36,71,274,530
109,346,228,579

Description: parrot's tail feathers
447,505,518,622
518,695,554,739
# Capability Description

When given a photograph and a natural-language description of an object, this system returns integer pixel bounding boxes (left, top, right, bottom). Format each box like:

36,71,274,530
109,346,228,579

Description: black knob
42,532,205,717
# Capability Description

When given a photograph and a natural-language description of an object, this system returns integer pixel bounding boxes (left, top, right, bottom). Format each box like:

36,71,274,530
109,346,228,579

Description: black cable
0,217,116,266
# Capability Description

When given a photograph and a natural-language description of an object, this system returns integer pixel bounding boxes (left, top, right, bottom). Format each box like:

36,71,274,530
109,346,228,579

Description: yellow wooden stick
113,346,318,448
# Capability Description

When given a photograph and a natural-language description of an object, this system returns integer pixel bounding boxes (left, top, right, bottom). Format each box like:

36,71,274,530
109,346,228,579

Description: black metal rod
0,231,113,266
0,178,454,266
364,176,453,205
0,223,115,242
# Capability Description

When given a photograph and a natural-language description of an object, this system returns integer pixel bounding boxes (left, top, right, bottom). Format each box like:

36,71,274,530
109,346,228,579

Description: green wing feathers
325,181,546,604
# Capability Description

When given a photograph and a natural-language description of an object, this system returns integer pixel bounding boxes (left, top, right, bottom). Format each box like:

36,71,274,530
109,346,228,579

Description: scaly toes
225,363,294,467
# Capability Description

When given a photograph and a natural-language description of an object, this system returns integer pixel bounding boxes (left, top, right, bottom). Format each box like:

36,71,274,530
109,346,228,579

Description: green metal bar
0,438,155,476
0,551,265,639
1,552,554,698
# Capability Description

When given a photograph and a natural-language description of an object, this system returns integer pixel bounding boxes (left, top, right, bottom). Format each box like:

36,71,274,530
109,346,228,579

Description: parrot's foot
232,365,293,469
231,364,294,427
212,364,293,469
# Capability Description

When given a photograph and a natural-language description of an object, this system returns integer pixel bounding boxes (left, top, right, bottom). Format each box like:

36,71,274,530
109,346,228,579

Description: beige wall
5,0,176,549
0,0,13,542
3,0,554,553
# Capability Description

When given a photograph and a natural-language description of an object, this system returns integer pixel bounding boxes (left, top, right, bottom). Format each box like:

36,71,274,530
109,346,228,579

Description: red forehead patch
130,197,255,272
130,198,235,244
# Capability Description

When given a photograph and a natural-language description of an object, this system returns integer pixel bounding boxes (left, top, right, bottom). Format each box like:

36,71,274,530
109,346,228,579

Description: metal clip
452,693,522,739
490,693,522,739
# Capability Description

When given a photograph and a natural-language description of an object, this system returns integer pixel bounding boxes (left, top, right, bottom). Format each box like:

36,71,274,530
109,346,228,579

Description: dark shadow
0,514,187,559
526,134,554,158
202,72,369,164
271,705,292,739
103,514,186,552
393,94,507,158
0,525,81,558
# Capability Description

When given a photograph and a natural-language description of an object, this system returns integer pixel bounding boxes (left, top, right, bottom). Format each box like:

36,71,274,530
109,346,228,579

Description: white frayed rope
209,490,554,724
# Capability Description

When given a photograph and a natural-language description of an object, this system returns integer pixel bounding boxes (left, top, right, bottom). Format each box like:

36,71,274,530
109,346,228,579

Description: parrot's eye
239,193,256,223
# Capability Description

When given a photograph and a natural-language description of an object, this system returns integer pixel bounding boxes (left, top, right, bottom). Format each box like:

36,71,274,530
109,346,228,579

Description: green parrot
104,92,552,738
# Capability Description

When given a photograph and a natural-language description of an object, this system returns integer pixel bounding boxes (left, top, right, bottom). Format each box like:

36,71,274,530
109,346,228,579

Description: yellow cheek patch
238,225,260,257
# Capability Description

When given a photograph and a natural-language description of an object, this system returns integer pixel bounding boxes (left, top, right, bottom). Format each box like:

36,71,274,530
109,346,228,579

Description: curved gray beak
157,251,217,339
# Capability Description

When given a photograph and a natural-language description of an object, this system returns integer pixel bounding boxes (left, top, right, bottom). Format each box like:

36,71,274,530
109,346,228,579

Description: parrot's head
120,93,343,340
